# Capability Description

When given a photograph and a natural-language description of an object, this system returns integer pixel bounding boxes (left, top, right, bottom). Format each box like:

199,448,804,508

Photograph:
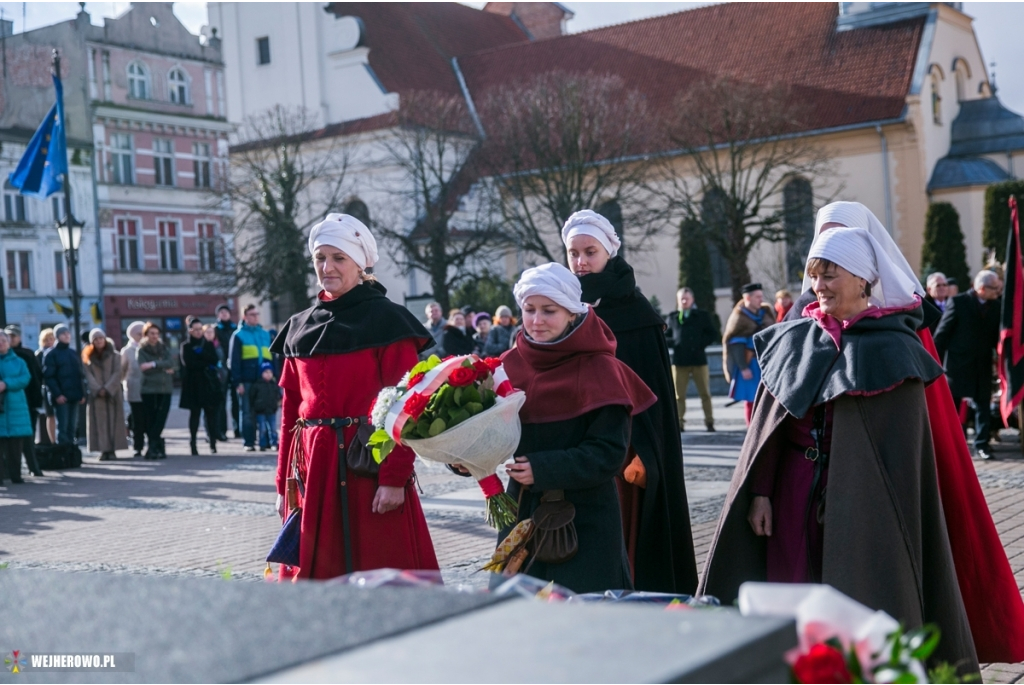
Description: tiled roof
324,2,529,97
458,2,925,133
929,156,1011,191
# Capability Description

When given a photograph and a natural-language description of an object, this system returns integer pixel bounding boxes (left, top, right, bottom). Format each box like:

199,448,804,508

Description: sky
1,1,1021,114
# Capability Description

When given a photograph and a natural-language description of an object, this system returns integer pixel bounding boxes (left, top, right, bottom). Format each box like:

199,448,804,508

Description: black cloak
578,255,699,594
270,281,433,358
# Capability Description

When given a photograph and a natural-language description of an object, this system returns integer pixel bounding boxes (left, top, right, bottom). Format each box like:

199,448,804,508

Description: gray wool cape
699,311,978,673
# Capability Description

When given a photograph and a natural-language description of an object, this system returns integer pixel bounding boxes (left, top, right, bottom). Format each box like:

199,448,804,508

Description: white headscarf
127,321,145,339
514,263,589,315
307,213,379,270
561,209,621,259
807,227,920,309
802,201,924,297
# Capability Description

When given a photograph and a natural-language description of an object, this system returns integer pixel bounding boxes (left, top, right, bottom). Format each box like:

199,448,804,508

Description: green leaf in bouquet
907,626,941,661
463,385,481,404
367,428,391,447
481,388,496,409
453,386,464,406
449,407,471,426
428,418,447,437
416,418,432,438
424,355,442,370
466,401,484,415
373,440,395,464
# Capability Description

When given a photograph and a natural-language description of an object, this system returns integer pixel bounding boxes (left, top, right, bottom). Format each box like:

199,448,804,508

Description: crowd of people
0,304,283,482
269,203,1023,674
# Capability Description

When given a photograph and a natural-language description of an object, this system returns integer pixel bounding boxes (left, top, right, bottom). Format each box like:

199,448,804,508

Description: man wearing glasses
935,270,1003,460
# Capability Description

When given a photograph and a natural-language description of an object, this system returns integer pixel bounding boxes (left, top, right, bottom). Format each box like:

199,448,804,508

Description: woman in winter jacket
83,329,128,460
0,330,34,484
179,316,221,455
483,305,517,356
136,322,175,459
120,321,146,457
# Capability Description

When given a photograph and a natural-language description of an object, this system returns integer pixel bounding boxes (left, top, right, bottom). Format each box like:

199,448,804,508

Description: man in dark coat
42,324,85,447
934,270,1002,460
665,288,719,432
5,325,43,475
214,305,238,440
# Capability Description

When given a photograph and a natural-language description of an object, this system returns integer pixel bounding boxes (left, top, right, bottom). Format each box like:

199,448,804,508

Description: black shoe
217,434,229,442
706,424,716,433
133,450,143,459
209,442,217,454
234,430,242,439
190,440,199,456
10,478,24,484
32,469,43,477
977,447,996,460
244,445,256,452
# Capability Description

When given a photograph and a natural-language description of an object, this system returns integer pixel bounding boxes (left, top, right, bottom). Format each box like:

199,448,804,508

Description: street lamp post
52,49,83,350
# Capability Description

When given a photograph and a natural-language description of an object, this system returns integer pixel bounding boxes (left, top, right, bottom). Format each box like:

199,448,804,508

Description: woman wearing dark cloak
500,263,656,593
782,201,1024,663
271,213,438,580
700,227,978,673
562,209,697,594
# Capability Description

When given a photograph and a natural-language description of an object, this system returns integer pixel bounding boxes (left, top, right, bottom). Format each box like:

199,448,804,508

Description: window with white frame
3,185,26,223
127,61,150,100
154,139,175,186
110,133,134,185
193,142,211,188
169,67,189,104
6,250,32,291
216,70,226,117
116,218,140,271
51,195,66,224
54,251,66,291
197,222,219,271
158,221,180,271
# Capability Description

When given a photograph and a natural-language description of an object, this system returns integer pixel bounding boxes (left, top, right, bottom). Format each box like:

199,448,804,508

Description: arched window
783,177,815,284
168,67,189,104
343,199,370,226
596,200,624,257
952,57,971,102
929,64,944,125
127,61,150,100
701,187,732,290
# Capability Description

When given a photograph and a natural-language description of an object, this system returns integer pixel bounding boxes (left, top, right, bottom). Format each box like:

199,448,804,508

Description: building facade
0,4,234,352
213,2,1022,324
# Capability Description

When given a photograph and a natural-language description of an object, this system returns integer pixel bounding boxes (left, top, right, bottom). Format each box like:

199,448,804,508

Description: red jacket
275,340,438,579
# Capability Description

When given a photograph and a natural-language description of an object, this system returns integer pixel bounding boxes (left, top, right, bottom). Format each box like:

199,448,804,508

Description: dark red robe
275,340,438,580
918,328,1024,663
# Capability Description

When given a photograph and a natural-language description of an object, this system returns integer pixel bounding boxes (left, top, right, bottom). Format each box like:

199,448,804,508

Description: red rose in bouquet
472,360,491,381
407,372,425,388
792,644,853,684
483,357,502,372
448,366,477,387
404,391,431,420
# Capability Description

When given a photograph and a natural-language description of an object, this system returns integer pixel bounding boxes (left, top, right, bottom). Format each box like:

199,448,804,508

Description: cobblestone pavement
2,397,1024,680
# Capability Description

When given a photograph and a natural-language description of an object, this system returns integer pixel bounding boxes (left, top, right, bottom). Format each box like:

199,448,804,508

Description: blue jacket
0,350,33,438
228,323,272,385
43,341,85,403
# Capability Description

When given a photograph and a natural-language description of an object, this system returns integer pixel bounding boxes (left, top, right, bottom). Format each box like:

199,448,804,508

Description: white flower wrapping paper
404,391,527,479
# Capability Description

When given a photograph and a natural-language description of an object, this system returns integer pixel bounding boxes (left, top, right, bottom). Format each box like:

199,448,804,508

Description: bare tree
478,72,663,264
205,105,350,320
373,90,506,312
653,78,837,302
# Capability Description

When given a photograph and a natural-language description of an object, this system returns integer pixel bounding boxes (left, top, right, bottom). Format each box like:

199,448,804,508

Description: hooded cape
271,282,432,358
578,256,699,595
700,311,979,673
501,310,655,424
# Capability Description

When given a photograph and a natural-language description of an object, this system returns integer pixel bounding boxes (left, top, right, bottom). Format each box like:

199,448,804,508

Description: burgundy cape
273,286,438,580
501,309,656,424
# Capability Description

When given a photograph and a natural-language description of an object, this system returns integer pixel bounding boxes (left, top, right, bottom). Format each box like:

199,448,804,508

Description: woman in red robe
271,213,438,580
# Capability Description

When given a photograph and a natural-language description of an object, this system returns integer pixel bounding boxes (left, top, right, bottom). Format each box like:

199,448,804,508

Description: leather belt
300,415,363,574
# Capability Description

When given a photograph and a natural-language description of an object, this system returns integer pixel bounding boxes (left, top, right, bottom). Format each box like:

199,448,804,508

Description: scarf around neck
578,256,665,334
271,281,432,358
501,308,656,424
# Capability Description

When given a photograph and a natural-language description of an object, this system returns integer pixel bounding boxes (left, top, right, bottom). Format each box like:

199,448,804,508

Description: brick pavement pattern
2,399,1024,681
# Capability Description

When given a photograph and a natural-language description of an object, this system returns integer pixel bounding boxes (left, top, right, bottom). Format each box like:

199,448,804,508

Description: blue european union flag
7,73,68,198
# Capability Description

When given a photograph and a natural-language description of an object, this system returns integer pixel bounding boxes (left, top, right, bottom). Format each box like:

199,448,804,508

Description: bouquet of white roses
367,354,525,528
